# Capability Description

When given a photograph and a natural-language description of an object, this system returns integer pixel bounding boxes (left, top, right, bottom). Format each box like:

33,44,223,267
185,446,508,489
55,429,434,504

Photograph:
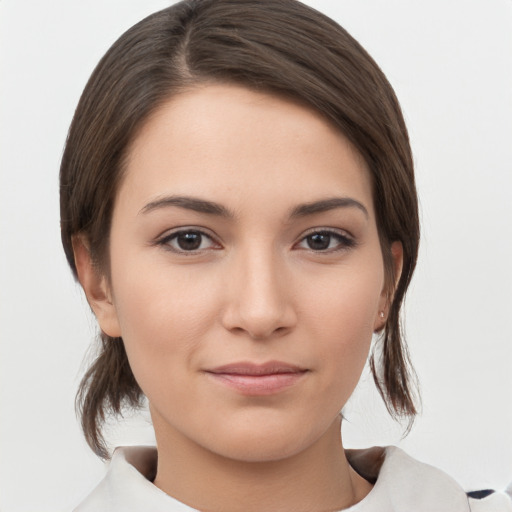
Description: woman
58,0,511,510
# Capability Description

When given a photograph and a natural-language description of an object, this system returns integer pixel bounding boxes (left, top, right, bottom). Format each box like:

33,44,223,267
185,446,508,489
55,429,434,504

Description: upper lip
206,361,307,376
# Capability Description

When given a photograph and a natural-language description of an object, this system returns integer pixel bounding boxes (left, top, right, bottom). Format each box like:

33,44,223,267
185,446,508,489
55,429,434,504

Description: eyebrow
139,195,368,219
289,197,369,219
140,195,235,217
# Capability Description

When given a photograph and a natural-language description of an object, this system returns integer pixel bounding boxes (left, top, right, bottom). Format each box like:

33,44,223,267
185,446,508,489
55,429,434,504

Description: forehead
119,84,374,218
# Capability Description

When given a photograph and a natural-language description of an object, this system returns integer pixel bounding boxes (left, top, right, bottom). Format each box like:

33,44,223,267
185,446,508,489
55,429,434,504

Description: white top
74,445,512,511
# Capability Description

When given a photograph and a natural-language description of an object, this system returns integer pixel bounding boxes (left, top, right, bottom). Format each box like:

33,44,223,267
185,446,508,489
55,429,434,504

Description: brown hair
60,0,420,459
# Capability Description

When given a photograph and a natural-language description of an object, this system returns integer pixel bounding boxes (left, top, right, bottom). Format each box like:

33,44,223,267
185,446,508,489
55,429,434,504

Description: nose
221,249,297,340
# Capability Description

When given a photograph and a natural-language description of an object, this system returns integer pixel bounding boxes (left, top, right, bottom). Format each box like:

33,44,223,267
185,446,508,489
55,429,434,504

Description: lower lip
206,372,307,396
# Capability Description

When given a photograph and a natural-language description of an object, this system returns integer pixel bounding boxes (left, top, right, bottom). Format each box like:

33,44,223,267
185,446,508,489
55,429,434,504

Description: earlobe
72,235,122,338
374,241,404,332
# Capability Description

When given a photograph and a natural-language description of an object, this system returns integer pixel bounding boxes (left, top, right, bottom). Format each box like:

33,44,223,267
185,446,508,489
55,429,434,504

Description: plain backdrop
1,1,511,510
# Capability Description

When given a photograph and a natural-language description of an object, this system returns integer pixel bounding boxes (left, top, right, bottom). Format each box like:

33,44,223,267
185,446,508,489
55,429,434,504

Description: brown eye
176,231,202,251
160,229,219,253
297,230,356,252
306,233,331,251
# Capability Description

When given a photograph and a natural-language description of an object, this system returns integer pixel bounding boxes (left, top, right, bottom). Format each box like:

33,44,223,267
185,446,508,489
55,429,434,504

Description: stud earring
379,311,385,318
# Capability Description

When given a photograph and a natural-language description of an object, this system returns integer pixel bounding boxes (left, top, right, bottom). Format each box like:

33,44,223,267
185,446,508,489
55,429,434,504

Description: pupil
308,233,330,250
177,232,201,250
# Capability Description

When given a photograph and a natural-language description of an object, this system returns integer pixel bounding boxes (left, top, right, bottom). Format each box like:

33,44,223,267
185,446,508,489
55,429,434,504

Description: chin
203,418,332,464
213,437,309,463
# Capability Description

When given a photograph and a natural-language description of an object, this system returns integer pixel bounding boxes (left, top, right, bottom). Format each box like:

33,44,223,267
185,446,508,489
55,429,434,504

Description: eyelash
157,228,220,255
296,229,356,253
156,228,356,255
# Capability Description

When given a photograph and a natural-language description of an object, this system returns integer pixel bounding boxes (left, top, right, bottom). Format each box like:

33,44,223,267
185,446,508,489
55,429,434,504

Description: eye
159,229,219,253
296,230,355,252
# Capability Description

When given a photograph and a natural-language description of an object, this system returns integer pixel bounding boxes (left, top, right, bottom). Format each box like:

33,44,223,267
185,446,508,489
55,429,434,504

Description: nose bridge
223,239,296,339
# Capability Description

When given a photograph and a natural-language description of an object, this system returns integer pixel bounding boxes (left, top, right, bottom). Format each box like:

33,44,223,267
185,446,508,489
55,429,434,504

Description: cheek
108,253,221,384
300,261,383,390
303,257,383,333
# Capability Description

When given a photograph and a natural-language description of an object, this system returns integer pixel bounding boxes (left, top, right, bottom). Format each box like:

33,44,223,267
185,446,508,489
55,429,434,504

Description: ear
374,241,403,331
72,235,122,338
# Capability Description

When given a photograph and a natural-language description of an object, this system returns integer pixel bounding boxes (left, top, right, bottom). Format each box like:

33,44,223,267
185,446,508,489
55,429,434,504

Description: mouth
204,361,309,396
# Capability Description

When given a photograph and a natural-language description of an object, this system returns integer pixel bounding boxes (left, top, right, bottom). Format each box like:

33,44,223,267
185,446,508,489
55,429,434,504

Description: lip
204,361,309,396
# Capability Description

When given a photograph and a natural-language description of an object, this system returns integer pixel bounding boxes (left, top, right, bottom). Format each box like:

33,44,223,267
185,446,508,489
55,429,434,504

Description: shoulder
73,446,194,512
346,446,512,512
74,445,512,512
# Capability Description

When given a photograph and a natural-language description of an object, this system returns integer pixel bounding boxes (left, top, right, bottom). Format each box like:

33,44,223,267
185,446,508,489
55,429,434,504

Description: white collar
345,446,470,511
75,445,471,511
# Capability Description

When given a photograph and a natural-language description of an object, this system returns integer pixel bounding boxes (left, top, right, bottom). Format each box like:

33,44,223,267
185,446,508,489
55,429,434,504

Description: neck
152,416,372,512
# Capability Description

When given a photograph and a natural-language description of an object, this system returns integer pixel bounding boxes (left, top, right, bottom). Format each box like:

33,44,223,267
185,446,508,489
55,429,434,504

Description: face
84,84,397,462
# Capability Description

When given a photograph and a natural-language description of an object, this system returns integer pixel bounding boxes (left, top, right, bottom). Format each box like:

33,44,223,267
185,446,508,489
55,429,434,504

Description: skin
75,84,402,511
